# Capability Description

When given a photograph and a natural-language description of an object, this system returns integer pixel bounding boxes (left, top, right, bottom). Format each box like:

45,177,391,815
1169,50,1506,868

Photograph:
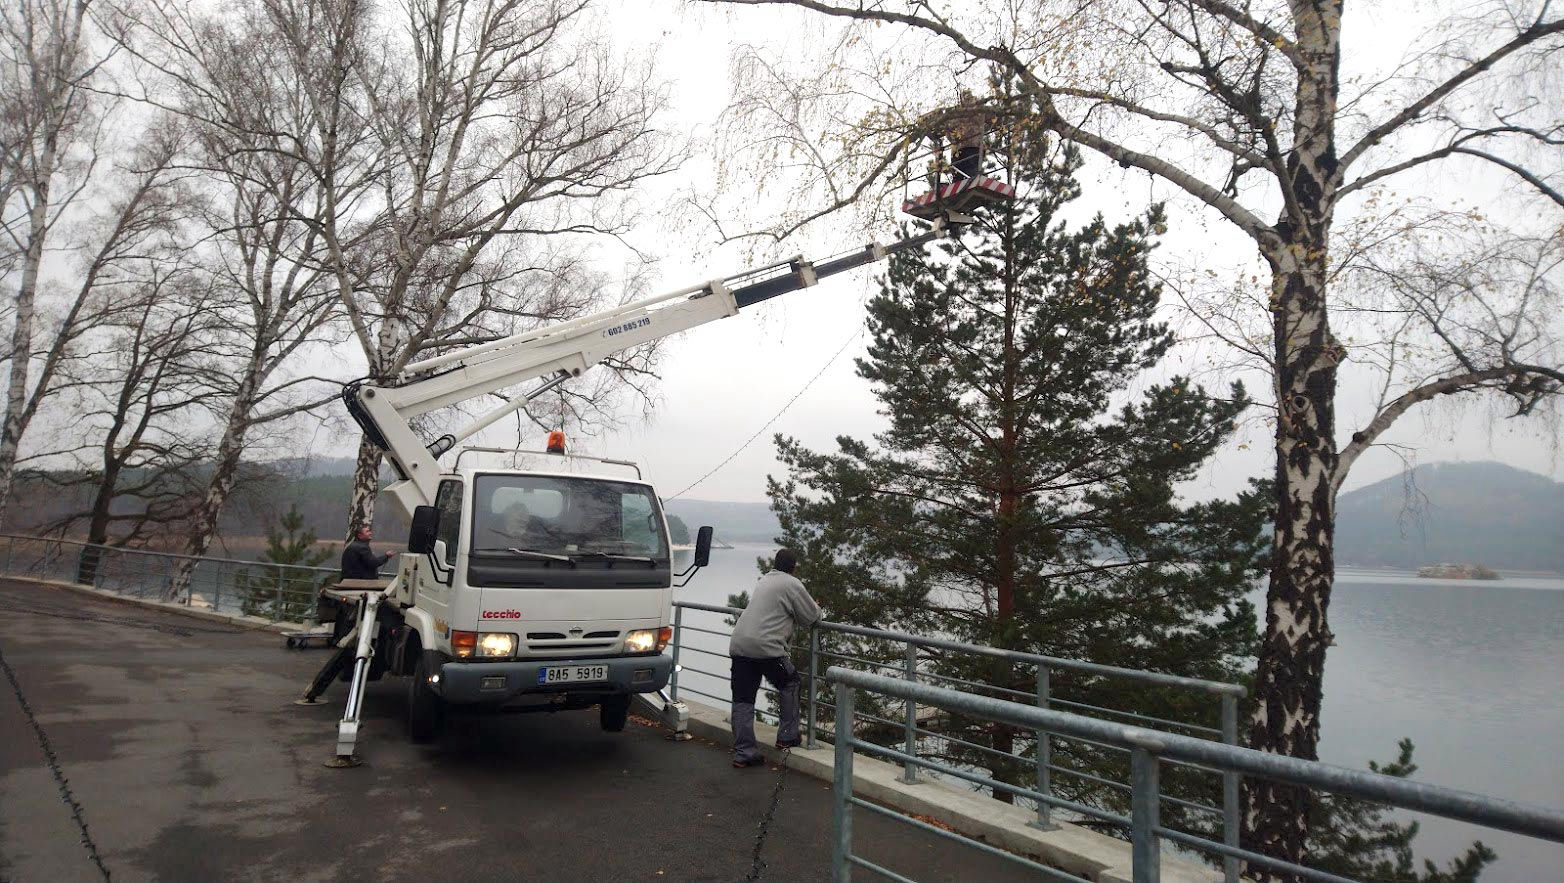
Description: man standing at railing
728,548,823,768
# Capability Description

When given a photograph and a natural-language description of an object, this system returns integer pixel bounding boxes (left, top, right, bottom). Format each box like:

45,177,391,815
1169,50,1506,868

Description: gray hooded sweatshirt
728,570,823,659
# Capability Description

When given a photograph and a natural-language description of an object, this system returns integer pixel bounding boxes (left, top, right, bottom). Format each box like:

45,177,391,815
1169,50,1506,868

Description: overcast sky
305,0,1563,503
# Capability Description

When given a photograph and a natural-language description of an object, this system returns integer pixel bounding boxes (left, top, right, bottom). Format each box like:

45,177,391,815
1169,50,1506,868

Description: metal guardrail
0,533,336,623
668,599,1246,881
825,666,1564,883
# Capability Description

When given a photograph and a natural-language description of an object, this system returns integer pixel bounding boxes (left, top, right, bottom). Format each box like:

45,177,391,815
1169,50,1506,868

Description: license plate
537,664,608,686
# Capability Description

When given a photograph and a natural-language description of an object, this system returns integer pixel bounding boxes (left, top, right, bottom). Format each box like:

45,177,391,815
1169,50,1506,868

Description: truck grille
526,641,616,653
524,629,622,653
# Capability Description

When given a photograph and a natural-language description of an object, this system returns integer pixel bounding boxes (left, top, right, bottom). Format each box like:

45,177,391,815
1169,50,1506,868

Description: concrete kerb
678,697,1228,883
4,574,301,634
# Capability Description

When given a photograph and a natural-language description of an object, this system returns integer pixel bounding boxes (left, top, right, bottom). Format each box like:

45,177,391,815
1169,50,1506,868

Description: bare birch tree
120,0,676,538
36,265,224,583
323,0,675,534
696,0,1563,872
113,4,352,598
0,131,190,531
0,0,122,524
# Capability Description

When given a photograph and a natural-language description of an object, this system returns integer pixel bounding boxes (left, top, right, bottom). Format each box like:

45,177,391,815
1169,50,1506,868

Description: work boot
774,678,802,748
731,702,764,766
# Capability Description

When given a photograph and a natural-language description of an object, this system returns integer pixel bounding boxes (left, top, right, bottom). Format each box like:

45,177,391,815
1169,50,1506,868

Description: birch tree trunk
164,370,259,600
347,436,383,539
1246,252,1342,871
1243,5,1345,869
0,144,55,525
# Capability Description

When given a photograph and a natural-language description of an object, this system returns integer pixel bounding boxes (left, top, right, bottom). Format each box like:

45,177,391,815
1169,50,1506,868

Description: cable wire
667,328,863,501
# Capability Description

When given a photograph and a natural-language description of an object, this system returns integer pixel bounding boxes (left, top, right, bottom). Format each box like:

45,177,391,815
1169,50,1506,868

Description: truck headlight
625,629,657,653
477,632,517,658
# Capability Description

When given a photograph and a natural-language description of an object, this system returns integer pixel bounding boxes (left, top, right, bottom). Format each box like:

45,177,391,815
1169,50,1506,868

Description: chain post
898,642,919,784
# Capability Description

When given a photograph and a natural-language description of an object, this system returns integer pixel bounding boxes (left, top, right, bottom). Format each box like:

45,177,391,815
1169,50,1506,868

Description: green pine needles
767,126,1270,820
236,504,335,621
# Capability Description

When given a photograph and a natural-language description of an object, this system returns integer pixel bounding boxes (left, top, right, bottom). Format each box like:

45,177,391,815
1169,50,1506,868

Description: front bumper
436,653,672,705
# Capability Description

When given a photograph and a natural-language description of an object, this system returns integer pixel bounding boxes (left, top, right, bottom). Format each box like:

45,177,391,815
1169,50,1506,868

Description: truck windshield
471,474,669,562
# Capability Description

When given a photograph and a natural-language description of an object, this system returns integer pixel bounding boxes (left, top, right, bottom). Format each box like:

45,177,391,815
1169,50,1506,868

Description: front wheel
408,654,445,743
599,695,630,732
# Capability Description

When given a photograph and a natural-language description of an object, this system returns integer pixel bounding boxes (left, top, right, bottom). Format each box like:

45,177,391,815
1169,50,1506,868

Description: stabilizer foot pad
324,754,362,769
294,696,329,706
666,731,693,742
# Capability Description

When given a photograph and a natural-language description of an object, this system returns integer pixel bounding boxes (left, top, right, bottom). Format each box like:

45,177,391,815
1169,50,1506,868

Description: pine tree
236,504,335,620
667,514,692,545
767,118,1270,819
1309,739,1495,880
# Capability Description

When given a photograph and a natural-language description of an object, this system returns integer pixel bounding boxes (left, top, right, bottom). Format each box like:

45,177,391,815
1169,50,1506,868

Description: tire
408,653,445,744
599,695,630,732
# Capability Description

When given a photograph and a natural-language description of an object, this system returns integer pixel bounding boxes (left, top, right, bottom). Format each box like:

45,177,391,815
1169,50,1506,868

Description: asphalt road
0,579,1036,882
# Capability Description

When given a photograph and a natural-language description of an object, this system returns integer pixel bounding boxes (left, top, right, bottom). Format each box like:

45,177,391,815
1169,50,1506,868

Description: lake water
675,544,1564,881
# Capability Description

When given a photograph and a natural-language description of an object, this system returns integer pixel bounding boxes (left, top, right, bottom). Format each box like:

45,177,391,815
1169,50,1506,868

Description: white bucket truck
306,218,960,762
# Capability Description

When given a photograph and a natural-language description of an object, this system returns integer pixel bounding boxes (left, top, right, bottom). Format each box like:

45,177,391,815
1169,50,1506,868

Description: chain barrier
743,747,792,882
0,639,113,881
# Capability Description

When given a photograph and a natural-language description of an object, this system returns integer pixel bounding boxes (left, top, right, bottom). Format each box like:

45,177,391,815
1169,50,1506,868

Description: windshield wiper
472,547,575,564
570,550,657,565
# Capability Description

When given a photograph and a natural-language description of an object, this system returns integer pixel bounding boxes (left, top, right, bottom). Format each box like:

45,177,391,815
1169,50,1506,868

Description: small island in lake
1416,562,1501,580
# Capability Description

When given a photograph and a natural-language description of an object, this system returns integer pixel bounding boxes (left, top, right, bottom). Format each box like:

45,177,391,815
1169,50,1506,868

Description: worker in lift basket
340,524,392,580
728,548,823,768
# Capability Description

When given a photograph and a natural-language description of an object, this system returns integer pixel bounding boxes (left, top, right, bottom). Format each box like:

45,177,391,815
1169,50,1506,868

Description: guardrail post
214,560,225,612
275,564,286,621
1031,665,1054,829
898,642,919,784
807,625,819,749
4,535,13,574
1130,747,1161,883
668,604,682,703
832,681,855,883
1221,693,1240,883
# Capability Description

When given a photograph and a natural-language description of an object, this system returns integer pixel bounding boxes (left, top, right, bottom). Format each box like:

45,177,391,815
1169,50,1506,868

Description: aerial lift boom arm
345,219,957,518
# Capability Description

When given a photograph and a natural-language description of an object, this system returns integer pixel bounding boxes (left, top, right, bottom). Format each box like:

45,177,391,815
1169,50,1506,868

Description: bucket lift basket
902,174,1016,220
900,135,1017,221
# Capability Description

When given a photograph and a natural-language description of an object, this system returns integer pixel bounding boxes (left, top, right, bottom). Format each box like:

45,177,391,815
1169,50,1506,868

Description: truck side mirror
408,505,440,554
694,526,714,567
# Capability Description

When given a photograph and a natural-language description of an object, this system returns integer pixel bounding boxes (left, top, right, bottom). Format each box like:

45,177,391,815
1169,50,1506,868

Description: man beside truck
727,549,823,768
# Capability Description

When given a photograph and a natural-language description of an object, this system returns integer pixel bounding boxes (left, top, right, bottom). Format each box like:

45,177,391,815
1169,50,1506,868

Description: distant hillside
2,461,777,551
663,499,781,544
1335,461,1564,571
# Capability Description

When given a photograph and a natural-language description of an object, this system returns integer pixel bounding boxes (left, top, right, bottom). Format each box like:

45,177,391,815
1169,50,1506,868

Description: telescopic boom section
344,219,957,517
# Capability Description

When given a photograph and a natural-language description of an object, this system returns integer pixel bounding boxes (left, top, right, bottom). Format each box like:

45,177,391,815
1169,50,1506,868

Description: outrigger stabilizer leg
296,592,384,768
296,628,357,706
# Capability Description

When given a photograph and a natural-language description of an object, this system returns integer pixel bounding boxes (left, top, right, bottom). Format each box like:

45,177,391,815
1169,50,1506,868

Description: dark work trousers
730,655,802,763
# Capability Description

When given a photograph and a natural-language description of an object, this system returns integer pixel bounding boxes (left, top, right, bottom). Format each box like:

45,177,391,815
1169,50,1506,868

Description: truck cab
389,450,707,739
